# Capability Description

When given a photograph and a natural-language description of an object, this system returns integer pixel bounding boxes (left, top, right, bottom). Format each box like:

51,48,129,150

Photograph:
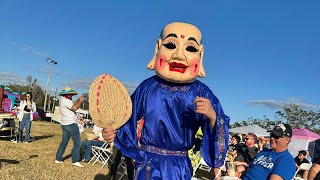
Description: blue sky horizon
1,0,320,124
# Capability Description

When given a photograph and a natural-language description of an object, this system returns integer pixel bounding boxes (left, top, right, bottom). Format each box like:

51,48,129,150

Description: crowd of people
222,124,320,180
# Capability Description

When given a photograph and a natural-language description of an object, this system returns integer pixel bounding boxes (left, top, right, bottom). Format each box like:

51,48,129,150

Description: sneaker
72,162,84,167
55,160,64,164
24,141,29,144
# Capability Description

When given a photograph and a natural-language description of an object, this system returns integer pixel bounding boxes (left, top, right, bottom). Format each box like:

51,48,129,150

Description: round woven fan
89,74,132,129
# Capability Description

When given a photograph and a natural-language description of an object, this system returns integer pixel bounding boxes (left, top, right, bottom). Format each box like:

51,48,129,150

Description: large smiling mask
147,22,206,83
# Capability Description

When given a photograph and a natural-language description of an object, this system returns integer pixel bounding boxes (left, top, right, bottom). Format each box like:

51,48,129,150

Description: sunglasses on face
26,96,30,98
270,133,284,139
244,138,253,141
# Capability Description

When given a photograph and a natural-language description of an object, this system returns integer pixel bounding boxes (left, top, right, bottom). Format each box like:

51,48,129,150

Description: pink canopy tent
292,128,320,141
288,128,320,158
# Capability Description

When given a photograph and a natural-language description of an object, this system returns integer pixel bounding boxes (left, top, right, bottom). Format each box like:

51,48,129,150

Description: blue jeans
55,123,81,163
81,140,105,161
18,114,32,142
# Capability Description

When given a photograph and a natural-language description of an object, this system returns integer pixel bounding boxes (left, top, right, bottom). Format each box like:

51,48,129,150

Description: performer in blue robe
103,22,230,180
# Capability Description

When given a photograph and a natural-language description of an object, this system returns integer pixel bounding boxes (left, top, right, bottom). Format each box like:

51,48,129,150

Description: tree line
230,104,320,134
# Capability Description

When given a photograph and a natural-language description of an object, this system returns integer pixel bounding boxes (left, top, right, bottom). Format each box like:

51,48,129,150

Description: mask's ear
147,39,161,70
198,45,206,78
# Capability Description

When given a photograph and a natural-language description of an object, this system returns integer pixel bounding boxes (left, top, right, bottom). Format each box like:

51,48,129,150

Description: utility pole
52,88,57,113
43,58,58,112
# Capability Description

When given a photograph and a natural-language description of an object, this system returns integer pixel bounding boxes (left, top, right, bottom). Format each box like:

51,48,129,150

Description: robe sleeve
199,87,230,168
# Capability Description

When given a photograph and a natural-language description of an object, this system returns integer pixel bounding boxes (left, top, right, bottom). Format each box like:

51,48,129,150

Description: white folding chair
89,142,112,169
293,163,312,180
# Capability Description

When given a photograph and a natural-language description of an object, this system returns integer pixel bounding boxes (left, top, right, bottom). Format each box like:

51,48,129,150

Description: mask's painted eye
163,41,176,50
186,45,198,52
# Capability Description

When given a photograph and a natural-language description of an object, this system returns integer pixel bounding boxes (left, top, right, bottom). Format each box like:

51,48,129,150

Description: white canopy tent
52,106,89,124
229,125,269,137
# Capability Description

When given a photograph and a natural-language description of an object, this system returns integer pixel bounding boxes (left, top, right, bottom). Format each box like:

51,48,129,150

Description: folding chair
116,156,128,180
193,157,212,176
89,142,112,169
293,163,312,180
193,157,226,180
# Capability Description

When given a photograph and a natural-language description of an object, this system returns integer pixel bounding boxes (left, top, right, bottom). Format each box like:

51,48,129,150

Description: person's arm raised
71,94,84,111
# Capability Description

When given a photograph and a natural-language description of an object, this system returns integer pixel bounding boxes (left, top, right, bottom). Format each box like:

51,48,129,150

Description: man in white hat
55,87,85,167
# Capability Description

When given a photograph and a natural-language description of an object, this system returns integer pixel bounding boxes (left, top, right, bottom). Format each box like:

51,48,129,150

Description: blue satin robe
115,75,230,180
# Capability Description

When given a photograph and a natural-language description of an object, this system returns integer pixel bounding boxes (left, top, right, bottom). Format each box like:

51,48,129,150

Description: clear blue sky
1,0,319,123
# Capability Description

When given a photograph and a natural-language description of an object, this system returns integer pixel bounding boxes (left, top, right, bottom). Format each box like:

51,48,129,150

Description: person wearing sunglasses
242,124,296,180
234,133,259,176
227,135,241,158
294,150,310,179
17,92,36,143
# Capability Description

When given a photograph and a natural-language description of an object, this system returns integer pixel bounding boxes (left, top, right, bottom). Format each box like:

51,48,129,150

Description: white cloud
248,99,320,110
122,82,138,95
65,78,138,95
66,79,92,90
21,45,48,57
3,37,49,58
0,72,25,85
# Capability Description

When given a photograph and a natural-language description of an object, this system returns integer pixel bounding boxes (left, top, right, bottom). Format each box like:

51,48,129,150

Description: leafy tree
7,75,45,109
26,76,32,92
230,104,320,134
230,116,283,131
82,92,89,110
276,104,320,133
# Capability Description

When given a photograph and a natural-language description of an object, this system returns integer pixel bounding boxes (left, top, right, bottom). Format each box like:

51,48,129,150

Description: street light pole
43,58,57,112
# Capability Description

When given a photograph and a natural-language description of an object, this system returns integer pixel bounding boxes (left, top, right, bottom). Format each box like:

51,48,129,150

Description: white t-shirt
78,124,84,133
59,96,77,125
92,125,104,141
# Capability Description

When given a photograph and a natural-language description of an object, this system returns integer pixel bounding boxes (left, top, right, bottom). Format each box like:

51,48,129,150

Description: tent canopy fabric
292,128,320,141
229,125,269,137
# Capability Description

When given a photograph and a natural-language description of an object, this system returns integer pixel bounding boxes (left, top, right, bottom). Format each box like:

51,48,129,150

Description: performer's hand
194,96,217,121
102,128,117,143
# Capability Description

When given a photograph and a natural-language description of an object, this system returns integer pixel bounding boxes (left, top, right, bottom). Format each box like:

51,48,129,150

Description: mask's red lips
169,62,187,73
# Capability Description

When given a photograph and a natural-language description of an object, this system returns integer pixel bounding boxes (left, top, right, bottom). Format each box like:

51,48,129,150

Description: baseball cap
269,124,292,138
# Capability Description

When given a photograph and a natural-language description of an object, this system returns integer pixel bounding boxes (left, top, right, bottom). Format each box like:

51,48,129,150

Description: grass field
0,120,111,180
0,119,214,180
